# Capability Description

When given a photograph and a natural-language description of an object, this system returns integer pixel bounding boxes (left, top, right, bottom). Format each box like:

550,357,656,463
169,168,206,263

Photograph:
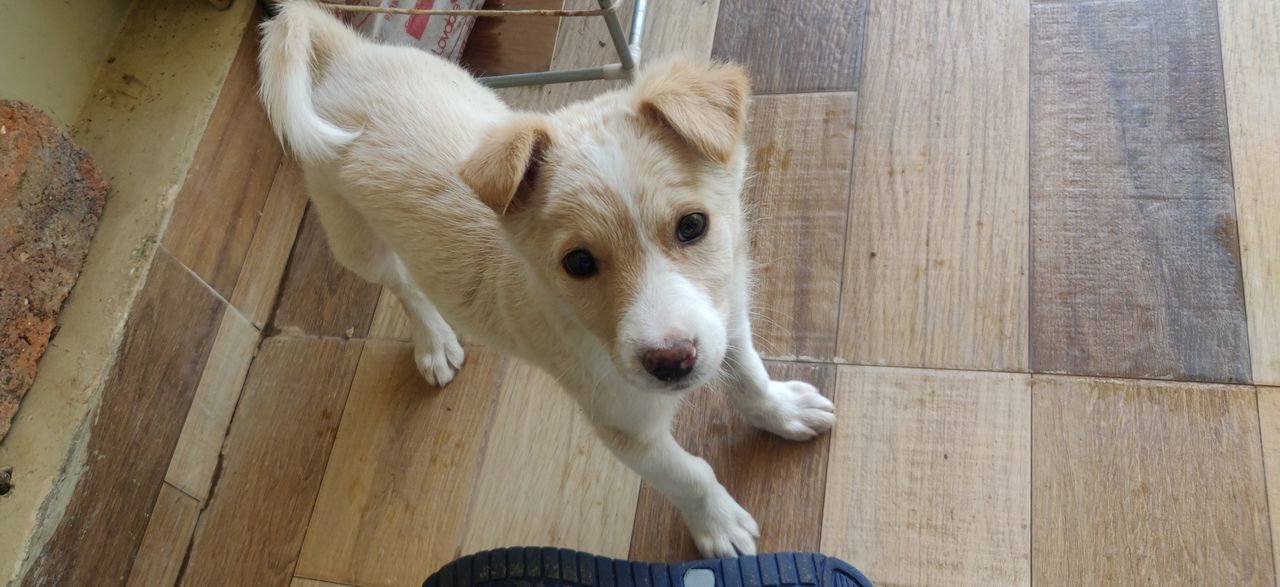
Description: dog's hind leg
304,172,465,386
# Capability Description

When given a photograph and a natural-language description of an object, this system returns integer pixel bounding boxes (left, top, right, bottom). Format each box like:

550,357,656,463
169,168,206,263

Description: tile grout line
829,0,873,367
818,366,853,555
227,155,308,329
292,573,364,587
165,480,202,505
819,0,875,552
1026,0,1036,375
762,353,1259,389
172,331,264,587
161,243,260,331
1026,2,1036,582
1251,387,1279,586
259,200,313,337
1209,0,1256,385
124,480,203,585
810,363,838,555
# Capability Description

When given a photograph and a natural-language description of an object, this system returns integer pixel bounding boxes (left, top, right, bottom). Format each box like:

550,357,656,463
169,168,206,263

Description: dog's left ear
459,115,552,216
633,59,750,164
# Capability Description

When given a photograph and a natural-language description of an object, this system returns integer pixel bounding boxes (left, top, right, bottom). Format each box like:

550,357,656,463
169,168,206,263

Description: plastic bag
337,0,484,62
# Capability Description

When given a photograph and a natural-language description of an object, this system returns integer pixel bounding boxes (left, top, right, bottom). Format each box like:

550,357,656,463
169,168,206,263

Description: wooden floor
98,0,1280,585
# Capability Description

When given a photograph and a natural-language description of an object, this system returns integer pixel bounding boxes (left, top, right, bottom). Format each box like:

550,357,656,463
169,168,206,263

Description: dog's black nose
641,340,697,382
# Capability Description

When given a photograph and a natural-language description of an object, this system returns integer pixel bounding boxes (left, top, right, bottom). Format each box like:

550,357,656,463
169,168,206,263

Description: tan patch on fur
495,60,751,356
633,59,750,164
533,184,645,349
458,114,551,215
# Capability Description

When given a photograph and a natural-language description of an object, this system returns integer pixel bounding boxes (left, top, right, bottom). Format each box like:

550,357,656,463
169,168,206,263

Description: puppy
258,2,835,557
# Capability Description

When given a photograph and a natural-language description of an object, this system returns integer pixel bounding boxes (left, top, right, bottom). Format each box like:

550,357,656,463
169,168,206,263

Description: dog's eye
676,213,708,244
562,249,598,278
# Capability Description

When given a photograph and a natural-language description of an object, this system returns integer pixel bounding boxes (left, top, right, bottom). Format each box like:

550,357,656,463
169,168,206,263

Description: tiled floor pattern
29,0,1280,585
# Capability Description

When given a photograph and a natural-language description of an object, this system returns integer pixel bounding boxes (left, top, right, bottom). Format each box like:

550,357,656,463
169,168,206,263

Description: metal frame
477,0,648,89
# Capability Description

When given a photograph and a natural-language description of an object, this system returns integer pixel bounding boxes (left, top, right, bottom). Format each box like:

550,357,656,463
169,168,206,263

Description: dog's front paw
415,336,465,387
686,491,759,558
749,380,836,441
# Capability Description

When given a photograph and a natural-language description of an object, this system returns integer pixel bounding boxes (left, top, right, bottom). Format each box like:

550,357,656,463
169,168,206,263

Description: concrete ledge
0,0,255,579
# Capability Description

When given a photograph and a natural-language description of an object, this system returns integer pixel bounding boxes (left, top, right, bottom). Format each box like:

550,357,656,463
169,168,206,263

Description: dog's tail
259,1,361,163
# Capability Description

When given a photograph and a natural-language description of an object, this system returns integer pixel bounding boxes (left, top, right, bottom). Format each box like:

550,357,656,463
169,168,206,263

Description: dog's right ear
458,115,552,217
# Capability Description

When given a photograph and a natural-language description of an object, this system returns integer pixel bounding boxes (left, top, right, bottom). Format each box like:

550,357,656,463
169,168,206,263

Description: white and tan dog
259,2,835,557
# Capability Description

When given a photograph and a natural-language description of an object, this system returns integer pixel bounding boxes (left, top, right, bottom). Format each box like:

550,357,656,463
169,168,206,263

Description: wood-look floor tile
366,288,412,341
230,158,310,327
126,483,200,587
181,337,364,587
1258,387,1280,580
22,251,225,587
163,20,284,297
1029,0,1249,382
1033,376,1272,585
744,93,856,361
291,579,354,587
460,360,640,557
296,342,504,587
635,0,720,62
166,308,259,501
837,0,1029,372
1219,0,1280,385
711,0,866,94
822,367,1031,587
459,1,562,77
630,362,834,562
270,206,381,338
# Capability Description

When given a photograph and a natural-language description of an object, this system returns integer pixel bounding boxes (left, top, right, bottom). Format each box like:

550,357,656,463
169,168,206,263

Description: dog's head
459,59,751,393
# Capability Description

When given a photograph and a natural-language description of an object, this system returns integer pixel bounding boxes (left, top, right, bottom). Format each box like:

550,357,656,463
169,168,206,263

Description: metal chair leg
477,0,649,89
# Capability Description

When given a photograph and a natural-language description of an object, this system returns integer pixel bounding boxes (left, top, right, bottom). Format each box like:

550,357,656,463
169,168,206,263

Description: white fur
617,258,727,392
258,2,834,558
258,4,361,162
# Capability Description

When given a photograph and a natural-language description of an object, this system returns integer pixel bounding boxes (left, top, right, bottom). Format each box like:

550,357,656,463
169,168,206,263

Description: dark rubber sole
423,548,873,587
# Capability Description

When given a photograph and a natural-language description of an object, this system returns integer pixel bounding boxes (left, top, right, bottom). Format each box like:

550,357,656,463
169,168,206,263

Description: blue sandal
423,548,873,587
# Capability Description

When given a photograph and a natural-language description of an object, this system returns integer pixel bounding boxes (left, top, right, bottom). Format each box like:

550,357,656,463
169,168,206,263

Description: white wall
0,0,136,125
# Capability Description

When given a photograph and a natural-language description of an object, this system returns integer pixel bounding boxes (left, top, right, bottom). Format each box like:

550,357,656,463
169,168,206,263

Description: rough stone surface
0,100,107,441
